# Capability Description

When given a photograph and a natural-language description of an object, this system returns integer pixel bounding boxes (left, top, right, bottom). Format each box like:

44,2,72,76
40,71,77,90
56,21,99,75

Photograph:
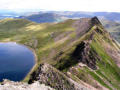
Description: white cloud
0,0,120,12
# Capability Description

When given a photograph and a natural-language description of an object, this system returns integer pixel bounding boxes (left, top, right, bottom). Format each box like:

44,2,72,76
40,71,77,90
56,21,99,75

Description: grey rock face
0,79,54,90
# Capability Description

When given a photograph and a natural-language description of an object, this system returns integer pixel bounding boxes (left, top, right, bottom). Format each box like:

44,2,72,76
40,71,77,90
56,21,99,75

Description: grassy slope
0,18,120,89
0,18,77,81
89,27,120,89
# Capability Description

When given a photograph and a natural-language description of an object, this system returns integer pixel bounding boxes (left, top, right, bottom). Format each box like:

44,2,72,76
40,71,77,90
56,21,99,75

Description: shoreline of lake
22,45,38,82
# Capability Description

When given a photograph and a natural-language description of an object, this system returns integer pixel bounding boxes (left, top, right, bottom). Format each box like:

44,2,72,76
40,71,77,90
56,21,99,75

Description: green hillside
0,17,120,90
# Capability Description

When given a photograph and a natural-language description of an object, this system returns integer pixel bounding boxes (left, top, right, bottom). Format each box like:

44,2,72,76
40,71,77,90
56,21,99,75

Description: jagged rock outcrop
28,63,93,90
72,41,100,70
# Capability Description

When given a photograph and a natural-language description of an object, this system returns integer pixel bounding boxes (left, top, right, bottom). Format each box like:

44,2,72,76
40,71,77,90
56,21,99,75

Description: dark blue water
0,42,35,82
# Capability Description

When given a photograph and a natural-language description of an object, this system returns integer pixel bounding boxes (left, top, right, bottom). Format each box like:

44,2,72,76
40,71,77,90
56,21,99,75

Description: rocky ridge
0,17,120,90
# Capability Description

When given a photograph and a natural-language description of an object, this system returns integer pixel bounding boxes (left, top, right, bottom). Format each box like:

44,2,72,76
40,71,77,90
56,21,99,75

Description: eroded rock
29,63,91,90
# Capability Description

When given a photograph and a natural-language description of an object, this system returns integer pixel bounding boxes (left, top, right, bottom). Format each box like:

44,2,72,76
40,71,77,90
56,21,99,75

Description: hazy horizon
1,9,120,14
0,0,120,13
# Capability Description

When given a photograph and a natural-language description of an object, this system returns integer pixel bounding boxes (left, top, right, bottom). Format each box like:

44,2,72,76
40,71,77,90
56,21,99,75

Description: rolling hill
0,17,120,90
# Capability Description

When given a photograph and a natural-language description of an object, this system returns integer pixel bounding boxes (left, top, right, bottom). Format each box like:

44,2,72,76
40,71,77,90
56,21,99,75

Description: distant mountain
94,12,120,22
101,19,120,43
62,12,120,22
18,13,67,23
100,19,120,30
16,11,120,23
1,10,120,23
54,11,93,18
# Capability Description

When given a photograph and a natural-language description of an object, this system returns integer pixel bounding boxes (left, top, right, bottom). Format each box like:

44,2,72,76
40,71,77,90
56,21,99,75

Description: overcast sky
1,0,120,12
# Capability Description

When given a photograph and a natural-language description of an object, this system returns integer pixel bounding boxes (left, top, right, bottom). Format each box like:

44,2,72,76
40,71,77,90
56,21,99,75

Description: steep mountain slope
0,17,120,90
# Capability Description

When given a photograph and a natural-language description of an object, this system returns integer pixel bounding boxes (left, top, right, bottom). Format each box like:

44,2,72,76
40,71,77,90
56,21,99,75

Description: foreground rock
29,63,95,90
0,79,54,90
